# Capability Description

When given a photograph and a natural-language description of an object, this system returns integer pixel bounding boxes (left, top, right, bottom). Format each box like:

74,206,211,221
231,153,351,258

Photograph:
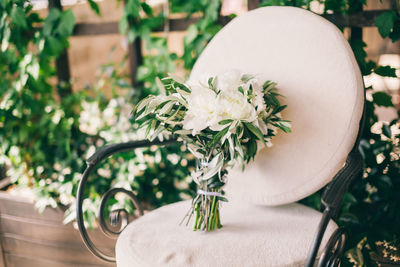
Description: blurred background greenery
0,0,399,266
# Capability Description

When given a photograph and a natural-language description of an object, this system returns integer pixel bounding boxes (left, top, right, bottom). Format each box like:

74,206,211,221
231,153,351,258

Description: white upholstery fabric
190,6,364,206
116,200,337,267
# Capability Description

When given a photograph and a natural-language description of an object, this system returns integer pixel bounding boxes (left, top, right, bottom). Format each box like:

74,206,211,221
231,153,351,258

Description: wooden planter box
0,192,115,267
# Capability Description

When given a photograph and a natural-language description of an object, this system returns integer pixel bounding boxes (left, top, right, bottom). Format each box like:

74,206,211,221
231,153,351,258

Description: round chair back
190,6,364,206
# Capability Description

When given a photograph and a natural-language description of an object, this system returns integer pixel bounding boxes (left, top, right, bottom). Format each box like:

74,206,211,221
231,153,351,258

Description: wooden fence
48,0,394,94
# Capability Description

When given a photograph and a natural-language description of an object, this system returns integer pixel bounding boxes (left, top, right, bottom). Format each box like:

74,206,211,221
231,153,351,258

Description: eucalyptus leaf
244,122,266,145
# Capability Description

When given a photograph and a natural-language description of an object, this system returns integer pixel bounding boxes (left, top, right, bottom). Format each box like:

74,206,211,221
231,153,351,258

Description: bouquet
133,70,291,231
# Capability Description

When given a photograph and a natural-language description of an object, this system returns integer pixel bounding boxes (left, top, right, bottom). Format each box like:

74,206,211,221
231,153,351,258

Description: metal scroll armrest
76,138,177,262
305,150,363,267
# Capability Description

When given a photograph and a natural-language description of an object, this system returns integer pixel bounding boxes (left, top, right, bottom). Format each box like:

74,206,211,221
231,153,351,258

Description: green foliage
260,0,314,8
1,0,85,210
372,91,394,107
374,65,397,78
87,0,101,15
119,0,164,43
1,0,399,264
0,0,206,227
375,10,400,42
181,0,222,69
136,37,178,97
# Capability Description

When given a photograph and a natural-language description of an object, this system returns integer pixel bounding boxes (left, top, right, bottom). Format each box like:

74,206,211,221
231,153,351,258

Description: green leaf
218,119,233,125
127,28,137,43
119,16,128,35
57,10,75,36
272,105,287,114
88,0,101,15
125,0,141,17
141,2,153,16
184,24,198,45
46,36,64,55
210,126,229,148
375,10,397,38
382,123,392,138
217,196,228,202
349,40,370,75
390,20,400,42
279,121,292,133
374,65,397,78
372,91,394,107
244,122,266,145
43,8,61,36
11,7,28,29
247,138,257,161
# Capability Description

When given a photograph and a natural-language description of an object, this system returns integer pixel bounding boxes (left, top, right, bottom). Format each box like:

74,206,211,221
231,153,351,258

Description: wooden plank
48,0,62,9
0,192,116,266
0,244,5,267
4,252,114,267
0,214,116,247
0,192,65,222
247,0,260,10
323,9,387,28
154,17,200,32
0,220,5,267
73,22,119,36
1,234,114,265
39,9,391,40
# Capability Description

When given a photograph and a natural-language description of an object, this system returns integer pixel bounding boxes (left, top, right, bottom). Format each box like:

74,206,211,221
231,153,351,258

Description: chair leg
317,228,347,267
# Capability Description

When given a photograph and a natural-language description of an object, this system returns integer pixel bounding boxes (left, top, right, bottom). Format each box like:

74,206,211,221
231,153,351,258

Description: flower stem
193,202,200,231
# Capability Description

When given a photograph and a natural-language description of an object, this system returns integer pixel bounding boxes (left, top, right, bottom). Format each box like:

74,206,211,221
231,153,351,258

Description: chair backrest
189,6,364,206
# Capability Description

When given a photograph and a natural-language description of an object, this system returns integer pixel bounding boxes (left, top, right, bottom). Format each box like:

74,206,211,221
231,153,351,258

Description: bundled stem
192,188,223,231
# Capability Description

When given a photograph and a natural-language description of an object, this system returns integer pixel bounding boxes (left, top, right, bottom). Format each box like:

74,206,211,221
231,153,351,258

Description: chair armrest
305,150,363,267
321,150,363,219
76,138,177,262
86,139,177,166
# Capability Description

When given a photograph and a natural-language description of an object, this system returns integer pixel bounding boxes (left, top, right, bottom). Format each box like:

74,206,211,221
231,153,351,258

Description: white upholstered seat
116,6,364,267
116,200,337,267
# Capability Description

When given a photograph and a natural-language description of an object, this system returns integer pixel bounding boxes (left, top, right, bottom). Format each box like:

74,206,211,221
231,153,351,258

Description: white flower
183,70,265,134
183,84,218,135
215,69,242,92
79,101,103,135
211,90,257,130
248,80,266,113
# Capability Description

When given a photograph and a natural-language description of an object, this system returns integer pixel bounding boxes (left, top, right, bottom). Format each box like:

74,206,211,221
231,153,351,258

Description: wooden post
247,0,260,10
48,0,72,97
0,223,6,267
349,1,363,41
128,38,143,87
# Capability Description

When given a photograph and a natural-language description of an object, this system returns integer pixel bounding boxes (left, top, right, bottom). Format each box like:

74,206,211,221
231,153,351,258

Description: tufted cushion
116,200,337,267
190,6,364,206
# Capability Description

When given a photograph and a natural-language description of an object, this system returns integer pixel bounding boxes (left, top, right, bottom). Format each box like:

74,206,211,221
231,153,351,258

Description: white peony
182,70,267,134
182,83,218,135
211,90,257,130
215,69,242,92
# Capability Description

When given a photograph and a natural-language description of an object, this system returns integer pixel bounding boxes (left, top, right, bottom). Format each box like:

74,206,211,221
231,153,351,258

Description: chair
76,6,365,267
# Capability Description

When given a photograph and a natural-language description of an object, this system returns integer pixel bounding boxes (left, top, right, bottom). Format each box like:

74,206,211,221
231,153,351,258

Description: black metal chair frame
76,97,365,267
